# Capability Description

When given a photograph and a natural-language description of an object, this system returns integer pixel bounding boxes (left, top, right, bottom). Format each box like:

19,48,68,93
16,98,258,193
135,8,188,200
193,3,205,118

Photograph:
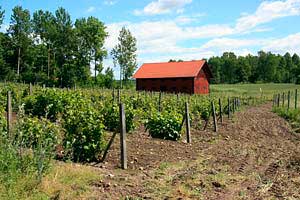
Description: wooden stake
282,92,285,107
7,91,12,136
295,89,298,109
119,103,127,169
288,91,290,110
228,97,230,119
29,83,33,95
212,101,218,132
219,98,223,124
185,102,191,143
118,89,121,103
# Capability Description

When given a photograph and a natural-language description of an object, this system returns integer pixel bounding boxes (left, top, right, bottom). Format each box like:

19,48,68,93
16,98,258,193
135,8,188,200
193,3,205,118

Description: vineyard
0,82,299,199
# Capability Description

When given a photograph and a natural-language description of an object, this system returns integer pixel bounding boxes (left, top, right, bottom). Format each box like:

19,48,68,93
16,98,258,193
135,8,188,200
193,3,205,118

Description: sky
1,0,300,77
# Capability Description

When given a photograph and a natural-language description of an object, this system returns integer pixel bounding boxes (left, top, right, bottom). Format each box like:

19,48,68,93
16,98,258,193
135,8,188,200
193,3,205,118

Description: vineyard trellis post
29,83,33,95
228,97,230,119
118,89,121,103
277,94,280,107
232,98,235,114
288,91,290,110
7,91,12,137
119,103,127,169
295,89,298,109
185,102,191,143
112,89,115,102
158,92,162,112
282,92,285,107
219,98,223,124
212,101,218,132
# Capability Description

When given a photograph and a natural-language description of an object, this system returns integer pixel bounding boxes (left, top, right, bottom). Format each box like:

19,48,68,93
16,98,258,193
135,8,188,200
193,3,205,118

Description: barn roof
133,60,210,79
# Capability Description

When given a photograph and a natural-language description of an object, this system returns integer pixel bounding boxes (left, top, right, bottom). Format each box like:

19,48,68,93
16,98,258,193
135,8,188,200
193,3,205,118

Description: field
0,83,300,200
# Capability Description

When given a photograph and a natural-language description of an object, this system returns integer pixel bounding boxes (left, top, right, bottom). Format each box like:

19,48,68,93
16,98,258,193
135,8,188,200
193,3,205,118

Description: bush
102,102,135,133
0,108,61,199
24,89,70,121
63,98,105,162
144,111,183,141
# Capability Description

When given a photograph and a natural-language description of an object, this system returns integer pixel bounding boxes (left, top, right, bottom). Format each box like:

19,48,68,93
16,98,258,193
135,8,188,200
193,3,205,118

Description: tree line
0,6,137,88
208,51,300,84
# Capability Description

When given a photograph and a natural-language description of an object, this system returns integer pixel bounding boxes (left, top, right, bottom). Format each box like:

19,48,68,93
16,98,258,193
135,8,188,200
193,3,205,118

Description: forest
1,6,300,88
0,6,137,88
208,51,300,84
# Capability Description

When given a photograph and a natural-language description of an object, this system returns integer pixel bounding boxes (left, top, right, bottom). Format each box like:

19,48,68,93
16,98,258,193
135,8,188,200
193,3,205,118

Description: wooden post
288,91,290,110
277,94,280,107
219,98,223,124
212,101,218,132
119,103,127,169
232,98,235,113
118,89,121,103
295,89,298,109
112,89,115,102
282,92,285,107
7,91,12,136
29,83,33,95
185,102,191,143
158,92,162,112
228,97,230,119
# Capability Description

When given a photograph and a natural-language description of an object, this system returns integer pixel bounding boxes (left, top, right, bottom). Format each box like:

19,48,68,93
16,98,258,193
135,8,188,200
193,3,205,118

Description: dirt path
90,103,300,199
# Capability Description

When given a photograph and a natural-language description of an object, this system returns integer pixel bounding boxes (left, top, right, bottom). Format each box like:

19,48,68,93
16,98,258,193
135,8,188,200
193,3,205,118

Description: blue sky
1,0,300,77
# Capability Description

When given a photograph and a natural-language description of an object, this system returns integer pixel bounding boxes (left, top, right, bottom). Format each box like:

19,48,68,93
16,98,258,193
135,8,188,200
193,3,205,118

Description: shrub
144,111,183,141
0,108,61,199
102,102,135,133
63,98,105,162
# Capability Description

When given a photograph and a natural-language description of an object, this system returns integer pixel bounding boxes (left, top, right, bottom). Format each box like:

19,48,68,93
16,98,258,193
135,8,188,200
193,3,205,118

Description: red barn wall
194,68,209,94
136,78,194,94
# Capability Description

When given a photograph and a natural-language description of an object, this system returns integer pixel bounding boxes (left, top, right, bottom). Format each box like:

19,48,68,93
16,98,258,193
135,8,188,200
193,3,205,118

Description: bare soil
87,103,300,199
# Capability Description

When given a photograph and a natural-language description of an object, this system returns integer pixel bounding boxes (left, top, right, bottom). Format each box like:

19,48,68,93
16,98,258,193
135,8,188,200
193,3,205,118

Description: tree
208,57,222,84
221,52,237,83
8,6,32,78
75,17,107,84
284,52,295,83
111,27,137,88
103,67,114,88
32,10,57,79
236,56,251,83
0,6,4,26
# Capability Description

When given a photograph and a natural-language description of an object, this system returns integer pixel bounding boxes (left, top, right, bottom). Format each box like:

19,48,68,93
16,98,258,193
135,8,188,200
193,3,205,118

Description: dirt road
91,103,300,199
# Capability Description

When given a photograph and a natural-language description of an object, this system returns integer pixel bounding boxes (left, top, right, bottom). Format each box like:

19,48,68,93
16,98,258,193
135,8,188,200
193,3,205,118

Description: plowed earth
88,103,300,199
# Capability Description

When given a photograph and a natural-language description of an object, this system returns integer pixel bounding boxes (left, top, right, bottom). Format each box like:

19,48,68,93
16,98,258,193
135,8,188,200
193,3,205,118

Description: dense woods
0,6,137,88
208,51,300,84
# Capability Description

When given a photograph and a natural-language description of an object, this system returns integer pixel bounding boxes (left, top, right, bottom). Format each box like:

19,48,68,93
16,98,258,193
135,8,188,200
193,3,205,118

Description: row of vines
0,83,266,163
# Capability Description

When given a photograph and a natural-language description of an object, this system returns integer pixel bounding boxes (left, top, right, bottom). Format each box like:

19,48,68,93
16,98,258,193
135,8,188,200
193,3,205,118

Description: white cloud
134,0,192,16
104,0,117,6
104,0,300,73
235,0,300,32
175,13,206,24
86,6,96,13
262,32,300,54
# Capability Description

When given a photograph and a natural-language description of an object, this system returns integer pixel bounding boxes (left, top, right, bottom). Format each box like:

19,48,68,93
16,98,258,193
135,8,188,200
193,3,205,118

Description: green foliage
145,111,183,141
0,107,60,199
102,102,135,133
111,26,137,87
24,89,71,121
63,97,105,162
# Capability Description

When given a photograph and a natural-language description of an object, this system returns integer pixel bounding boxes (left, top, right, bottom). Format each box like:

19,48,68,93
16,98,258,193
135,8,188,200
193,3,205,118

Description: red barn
133,60,213,94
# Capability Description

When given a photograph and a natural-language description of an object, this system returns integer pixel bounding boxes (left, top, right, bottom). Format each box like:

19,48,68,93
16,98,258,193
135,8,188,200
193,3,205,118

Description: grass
38,161,102,200
211,83,300,98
